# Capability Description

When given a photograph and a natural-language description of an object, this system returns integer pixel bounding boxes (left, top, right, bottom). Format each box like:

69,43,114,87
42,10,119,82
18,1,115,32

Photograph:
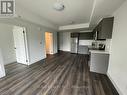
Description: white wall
107,1,127,95
53,31,58,54
0,18,58,65
59,32,63,50
24,24,58,65
19,25,57,65
59,32,71,52
0,23,16,65
26,26,46,64
0,49,6,78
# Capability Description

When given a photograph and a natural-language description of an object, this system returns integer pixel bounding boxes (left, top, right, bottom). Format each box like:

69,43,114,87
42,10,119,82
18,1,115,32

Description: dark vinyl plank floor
0,52,118,95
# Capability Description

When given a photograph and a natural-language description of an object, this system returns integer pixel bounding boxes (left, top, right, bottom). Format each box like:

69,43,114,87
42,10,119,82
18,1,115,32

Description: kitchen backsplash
93,39,112,52
105,39,112,52
78,39,112,52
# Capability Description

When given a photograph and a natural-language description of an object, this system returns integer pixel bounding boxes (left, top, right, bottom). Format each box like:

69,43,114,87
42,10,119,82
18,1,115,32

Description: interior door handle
14,47,16,49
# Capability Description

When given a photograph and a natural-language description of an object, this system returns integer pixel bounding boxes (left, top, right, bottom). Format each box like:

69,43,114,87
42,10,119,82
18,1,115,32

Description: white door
13,26,28,65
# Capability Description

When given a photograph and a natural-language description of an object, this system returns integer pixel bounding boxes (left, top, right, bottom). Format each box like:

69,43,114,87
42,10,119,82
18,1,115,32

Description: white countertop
89,50,110,54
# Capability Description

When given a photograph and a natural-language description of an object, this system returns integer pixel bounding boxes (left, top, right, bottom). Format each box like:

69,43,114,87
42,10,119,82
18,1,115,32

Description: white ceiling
90,0,126,27
16,0,93,26
16,0,126,30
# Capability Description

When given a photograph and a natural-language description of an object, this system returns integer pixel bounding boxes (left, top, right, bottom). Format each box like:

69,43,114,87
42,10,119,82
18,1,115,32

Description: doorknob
14,47,16,49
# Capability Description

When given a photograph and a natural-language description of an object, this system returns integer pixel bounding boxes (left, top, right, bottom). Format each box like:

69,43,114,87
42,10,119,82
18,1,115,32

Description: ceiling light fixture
53,0,65,11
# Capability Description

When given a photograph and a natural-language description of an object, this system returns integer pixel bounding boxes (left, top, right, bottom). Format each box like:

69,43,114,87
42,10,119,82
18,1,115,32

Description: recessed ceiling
16,0,93,26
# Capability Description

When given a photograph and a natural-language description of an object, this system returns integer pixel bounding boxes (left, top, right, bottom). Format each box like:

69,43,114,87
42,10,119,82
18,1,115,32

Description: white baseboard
52,52,57,55
59,50,71,53
4,57,16,65
28,57,46,65
107,73,124,95
4,61,17,65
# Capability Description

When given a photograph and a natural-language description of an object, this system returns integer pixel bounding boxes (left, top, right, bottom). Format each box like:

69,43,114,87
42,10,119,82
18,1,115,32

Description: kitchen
60,17,114,74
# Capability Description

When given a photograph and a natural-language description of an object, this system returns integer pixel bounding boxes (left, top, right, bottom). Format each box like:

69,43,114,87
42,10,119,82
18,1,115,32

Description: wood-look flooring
0,52,118,95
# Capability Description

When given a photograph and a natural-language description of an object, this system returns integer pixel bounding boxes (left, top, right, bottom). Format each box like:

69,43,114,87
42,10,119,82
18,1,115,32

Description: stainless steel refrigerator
71,38,78,53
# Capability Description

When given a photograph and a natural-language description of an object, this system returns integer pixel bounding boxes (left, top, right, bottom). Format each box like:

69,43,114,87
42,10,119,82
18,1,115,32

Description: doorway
13,26,29,65
45,32,53,55
0,25,29,78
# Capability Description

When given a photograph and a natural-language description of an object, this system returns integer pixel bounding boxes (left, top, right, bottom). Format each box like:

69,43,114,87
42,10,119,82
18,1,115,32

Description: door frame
23,27,29,65
45,32,54,56
13,26,29,65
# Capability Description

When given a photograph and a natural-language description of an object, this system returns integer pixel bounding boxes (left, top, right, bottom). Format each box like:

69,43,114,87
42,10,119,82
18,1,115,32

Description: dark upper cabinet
98,17,114,39
71,33,79,38
93,17,114,40
79,32,93,40
71,32,93,40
